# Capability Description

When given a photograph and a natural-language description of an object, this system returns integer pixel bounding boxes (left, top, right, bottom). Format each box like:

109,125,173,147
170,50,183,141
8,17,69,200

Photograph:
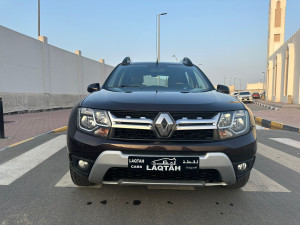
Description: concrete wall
0,25,114,113
266,29,300,104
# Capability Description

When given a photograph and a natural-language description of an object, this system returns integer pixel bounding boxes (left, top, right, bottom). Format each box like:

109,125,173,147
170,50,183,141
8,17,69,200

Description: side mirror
87,83,100,93
217,84,230,94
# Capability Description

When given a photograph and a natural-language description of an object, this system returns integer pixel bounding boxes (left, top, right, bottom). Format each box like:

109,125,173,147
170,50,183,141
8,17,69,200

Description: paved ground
0,109,71,148
0,128,299,225
247,102,300,129
255,99,300,109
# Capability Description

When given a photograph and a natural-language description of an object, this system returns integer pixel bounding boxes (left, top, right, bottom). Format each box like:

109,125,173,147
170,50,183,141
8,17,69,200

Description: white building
266,0,300,104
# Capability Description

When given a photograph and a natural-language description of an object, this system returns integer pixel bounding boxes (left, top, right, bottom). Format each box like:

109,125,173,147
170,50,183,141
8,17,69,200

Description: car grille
112,128,214,141
170,112,217,120
110,111,158,120
170,130,214,140
109,111,219,141
110,111,217,120
113,128,157,139
103,167,221,183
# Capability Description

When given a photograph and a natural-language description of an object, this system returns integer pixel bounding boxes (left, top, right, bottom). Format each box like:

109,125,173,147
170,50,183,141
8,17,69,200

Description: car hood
81,90,245,112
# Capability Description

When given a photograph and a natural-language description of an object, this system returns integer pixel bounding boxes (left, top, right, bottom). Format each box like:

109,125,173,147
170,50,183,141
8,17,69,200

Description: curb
255,117,300,133
4,107,72,116
254,102,279,110
0,126,68,152
52,126,68,133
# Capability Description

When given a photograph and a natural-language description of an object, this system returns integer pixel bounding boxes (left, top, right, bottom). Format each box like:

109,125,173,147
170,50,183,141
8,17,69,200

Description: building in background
266,0,300,104
246,83,265,94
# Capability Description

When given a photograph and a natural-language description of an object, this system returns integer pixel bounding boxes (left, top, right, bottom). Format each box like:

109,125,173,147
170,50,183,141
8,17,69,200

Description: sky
1,0,300,88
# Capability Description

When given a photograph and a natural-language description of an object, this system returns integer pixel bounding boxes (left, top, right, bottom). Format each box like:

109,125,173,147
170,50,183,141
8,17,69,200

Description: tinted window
103,64,213,92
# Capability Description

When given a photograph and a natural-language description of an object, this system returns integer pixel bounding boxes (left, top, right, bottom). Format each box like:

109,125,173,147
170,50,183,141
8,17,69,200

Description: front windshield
103,64,213,92
240,92,250,95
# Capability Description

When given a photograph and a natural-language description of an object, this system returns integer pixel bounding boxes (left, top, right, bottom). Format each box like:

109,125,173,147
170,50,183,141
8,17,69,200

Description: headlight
78,108,111,138
217,110,250,139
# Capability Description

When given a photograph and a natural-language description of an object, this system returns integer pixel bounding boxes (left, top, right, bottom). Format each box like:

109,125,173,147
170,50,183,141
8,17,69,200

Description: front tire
225,173,250,189
70,163,94,186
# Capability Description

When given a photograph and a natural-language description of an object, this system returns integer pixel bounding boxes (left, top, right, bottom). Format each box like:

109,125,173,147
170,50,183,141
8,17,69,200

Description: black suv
67,57,256,189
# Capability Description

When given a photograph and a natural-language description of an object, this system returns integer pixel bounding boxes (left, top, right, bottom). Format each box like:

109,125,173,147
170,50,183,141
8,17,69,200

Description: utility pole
262,72,266,89
38,0,40,36
234,78,237,91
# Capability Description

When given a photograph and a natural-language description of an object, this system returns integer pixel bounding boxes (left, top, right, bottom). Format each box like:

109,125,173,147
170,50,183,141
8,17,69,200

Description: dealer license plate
128,156,199,172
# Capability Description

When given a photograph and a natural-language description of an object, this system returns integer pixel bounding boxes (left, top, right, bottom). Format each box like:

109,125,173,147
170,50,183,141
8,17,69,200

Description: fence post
0,97,5,139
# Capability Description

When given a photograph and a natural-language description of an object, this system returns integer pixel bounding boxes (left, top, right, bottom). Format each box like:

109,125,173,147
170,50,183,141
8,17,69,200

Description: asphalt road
0,129,299,225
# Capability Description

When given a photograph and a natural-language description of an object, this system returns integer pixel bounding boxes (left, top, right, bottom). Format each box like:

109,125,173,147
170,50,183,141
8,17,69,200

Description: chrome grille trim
108,111,220,131
175,113,220,130
108,112,154,130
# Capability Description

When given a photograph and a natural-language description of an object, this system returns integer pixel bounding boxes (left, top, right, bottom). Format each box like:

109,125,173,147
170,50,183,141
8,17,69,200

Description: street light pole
262,72,266,89
38,0,40,37
239,79,242,90
224,76,226,85
234,78,237,91
157,13,167,62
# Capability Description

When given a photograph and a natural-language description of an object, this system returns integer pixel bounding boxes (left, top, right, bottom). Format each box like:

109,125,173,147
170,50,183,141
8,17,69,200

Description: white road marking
242,168,290,192
55,171,102,188
269,138,300,150
258,142,300,174
0,135,66,185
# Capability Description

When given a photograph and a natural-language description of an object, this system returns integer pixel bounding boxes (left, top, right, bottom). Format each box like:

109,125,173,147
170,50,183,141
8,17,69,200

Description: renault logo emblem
154,113,175,137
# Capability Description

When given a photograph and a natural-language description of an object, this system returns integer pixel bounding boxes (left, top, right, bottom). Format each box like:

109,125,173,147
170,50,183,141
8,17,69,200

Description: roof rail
180,57,193,66
121,57,131,66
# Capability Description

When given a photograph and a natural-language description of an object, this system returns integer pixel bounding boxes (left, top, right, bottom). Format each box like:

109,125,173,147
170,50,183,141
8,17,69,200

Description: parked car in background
238,91,253,103
252,92,260,99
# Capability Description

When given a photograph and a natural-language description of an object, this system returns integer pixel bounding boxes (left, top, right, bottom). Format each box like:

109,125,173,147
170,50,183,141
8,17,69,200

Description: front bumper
68,128,256,186
88,151,238,185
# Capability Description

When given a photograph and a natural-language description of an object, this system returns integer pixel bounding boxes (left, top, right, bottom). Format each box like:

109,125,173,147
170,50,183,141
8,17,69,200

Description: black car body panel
81,90,244,112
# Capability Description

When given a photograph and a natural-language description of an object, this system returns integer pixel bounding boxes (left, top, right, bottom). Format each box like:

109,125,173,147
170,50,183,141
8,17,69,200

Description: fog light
237,163,247,171
78,160,89,170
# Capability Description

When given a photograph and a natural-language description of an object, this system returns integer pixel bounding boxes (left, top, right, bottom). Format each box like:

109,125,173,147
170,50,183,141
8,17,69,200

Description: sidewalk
0,109,71,149
252,100,300,132
255,99,300,109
